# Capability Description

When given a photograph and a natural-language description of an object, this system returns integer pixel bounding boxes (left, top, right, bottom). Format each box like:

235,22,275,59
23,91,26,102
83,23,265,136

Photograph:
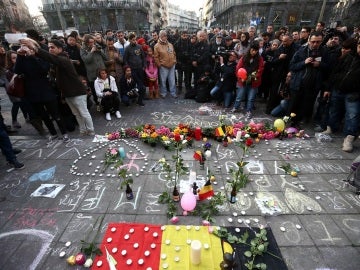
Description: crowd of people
0,22,359,169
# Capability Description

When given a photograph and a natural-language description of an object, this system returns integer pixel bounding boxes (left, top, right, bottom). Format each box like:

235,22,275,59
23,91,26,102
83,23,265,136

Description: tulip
66,255,76,266
84,258,93,268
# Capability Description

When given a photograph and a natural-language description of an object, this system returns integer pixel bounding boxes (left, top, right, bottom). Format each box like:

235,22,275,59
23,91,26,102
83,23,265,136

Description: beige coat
154,40,176,69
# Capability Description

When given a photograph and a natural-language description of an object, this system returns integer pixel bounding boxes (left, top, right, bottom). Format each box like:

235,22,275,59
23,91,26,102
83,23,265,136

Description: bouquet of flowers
102,146,121,172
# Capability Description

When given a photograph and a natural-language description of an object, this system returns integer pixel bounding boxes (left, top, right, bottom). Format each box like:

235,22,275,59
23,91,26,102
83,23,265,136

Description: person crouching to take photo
94,68,121,121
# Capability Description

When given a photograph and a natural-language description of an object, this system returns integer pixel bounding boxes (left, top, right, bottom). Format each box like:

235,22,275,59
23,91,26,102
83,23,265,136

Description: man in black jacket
192,31,210,90
323,40,360,152
174,31,191,93
21,38,95,136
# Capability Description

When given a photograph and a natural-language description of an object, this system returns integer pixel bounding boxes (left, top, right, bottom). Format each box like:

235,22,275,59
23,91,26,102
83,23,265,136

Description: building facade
40,0,153,33
0,0,33,34
201,0,339,32
168,3,198,32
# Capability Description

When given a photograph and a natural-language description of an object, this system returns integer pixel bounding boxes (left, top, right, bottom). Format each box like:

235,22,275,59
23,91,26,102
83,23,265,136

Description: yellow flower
290,113,296,118
290,171,298,177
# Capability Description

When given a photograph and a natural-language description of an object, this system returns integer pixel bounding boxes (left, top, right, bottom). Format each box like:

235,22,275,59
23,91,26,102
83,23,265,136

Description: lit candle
235,131,242,142
190,240,202,265
118,147,126,158
194,127,202,141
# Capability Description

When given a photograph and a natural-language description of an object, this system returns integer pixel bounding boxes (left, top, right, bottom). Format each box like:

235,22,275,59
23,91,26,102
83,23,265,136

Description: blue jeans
328,90,360,136
223,92,234,108
159,65,177,97
271,99,289,117
233,85,257,112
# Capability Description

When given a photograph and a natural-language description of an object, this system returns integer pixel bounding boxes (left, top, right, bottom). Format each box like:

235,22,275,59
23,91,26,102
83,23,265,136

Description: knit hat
137,38,146,45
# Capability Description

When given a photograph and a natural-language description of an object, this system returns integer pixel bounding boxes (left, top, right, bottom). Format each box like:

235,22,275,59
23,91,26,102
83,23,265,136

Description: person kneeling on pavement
119,66,140,106
94,68,121,121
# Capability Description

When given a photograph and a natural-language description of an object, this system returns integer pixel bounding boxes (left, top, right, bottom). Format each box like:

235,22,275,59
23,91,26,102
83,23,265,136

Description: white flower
283,116,289,122
84,258,93,267
244,134,250,138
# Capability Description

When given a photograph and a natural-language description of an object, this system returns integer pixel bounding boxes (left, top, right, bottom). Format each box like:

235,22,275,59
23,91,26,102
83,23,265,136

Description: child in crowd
94,68,121,121
145,47,159,99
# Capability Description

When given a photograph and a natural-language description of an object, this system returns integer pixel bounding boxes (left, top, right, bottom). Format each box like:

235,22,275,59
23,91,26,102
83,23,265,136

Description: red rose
245,138,253,147
174,134,181,142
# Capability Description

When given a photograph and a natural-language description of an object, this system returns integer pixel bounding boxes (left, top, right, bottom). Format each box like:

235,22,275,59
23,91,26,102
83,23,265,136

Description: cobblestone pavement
0,88,359,270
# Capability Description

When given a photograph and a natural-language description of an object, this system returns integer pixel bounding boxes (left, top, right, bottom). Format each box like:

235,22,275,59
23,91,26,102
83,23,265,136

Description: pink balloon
237,68,247,80
180,190,197,212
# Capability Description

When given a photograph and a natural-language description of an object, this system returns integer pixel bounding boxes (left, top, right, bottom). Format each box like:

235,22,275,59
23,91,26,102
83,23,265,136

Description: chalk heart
284,188,322,214
181,190,197,212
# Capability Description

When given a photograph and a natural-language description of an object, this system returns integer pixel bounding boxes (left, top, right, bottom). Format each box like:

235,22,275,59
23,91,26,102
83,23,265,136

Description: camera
127,88,139,97
215,47,233,58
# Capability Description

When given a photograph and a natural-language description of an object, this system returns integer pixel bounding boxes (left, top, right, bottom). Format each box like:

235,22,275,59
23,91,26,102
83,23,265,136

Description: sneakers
8,159,25,170
115,111,122,119
63,134,70,143
342,135,355,152
105,113,111,121
87,130,95,136
322,126,332,134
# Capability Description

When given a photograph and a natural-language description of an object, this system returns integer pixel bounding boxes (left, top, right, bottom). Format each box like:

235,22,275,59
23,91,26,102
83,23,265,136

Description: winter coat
289,45,329,92
328,52,360,94
80,46,108,81
236,55,264,88
192,41,210,67
119,76,137,96
14,54,57,103
94,75,118,98
36,49,87,98
124,43,145,70
217,61,237,93
154,39,176,69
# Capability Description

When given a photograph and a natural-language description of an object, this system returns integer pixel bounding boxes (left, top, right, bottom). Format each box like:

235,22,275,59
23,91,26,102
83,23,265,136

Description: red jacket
236,55,264,88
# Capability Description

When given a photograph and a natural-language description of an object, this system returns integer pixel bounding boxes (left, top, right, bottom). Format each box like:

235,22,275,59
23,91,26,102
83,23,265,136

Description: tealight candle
144,250,150,256
153,232,158,238
133,243,139,249
144,226,149,232
126,259,132,265
112,248,118,253
138,259,144,265
165,239,171,245
129,228,135,234
106,237,112,243
124,234,130,240
151,243,156,249
161,254,167,260
97,260,103,267
65,241,71,247
111,227,116,232
121,249,127,256
59,251,66,258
